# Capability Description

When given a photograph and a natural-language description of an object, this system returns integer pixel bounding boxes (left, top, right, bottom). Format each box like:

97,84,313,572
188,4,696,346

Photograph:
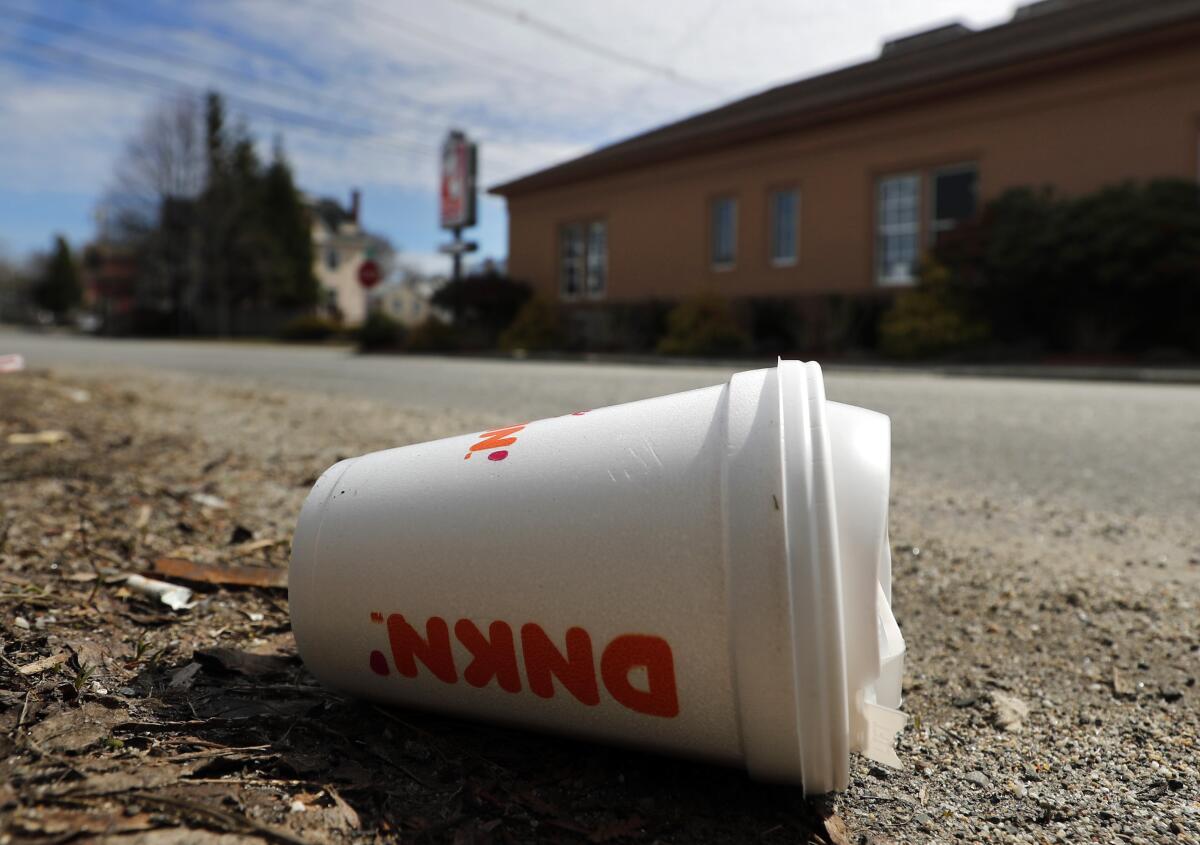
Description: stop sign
357,259,382,289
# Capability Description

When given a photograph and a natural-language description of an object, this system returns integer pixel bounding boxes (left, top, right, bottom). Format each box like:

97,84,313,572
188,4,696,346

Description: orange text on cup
367,613,680,719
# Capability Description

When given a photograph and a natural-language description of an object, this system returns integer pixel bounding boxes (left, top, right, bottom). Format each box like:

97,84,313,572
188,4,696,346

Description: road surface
4,328,1197,524
4,328,1199,843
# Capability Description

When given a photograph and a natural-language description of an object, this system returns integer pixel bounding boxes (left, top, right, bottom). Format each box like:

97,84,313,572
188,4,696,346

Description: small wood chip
153,556,287,589
17,651,70,675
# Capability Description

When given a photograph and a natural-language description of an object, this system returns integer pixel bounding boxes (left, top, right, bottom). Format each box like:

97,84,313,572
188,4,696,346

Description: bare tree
94,94,206,331
96,94,204,243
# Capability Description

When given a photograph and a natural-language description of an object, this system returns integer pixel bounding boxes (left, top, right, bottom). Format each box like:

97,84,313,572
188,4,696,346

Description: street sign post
440,130,478,282
357,259,382,290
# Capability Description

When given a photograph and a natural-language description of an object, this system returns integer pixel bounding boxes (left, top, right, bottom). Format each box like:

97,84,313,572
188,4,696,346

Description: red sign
357,259,381,289
440,130,477,230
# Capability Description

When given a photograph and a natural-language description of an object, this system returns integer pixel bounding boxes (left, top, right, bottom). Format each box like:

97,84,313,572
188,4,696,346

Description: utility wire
442,0,721,94
0,3,458,142
349,0,615,100
0,34,439,160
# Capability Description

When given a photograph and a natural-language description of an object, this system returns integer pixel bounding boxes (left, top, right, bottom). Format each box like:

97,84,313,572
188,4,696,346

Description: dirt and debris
1,369,841,844
2,365,1198,844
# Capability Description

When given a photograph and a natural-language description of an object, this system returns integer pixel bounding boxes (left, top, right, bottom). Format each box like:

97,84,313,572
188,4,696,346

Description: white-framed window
559,224,584,299
930,163,978,244
876,173,920,285
559,219,606,300
585,220,607,298
769,188,799,266
710,195,737,269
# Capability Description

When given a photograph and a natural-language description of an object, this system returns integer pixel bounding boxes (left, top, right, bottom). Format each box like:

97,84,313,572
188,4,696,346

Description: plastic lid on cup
777,361,907,792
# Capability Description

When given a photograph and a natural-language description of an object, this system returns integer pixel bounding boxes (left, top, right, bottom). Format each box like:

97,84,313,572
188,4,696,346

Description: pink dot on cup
488,450,509,462
369,650,390,676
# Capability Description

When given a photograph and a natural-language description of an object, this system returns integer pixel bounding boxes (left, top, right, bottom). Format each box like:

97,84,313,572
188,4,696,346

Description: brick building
491,0,1200,349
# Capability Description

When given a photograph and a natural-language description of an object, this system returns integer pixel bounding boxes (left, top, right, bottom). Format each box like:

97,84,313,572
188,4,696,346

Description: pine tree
33,235,81,317
260,140,319,307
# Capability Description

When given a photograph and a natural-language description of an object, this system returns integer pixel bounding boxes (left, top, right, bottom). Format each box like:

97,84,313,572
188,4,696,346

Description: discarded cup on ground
289,360,906,793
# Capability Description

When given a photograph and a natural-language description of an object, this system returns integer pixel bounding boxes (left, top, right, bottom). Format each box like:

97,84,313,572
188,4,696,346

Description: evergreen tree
260,140,319,307
33,235,81,317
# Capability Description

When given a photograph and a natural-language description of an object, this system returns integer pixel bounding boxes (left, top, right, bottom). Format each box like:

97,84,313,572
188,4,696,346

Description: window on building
585,221,607,297
876,174,920,285
559,224,584,298
711,196,737,268
930,164,978,243
769,189,799,265
325,248,339,270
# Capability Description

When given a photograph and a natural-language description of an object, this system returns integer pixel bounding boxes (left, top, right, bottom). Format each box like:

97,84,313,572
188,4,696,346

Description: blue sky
0,0,1018,275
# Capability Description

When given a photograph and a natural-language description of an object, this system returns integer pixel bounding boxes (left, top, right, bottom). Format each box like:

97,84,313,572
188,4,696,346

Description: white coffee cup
289,360,906,793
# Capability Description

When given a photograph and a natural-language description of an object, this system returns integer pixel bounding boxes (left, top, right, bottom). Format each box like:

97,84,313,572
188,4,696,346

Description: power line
348,0,615,101
443,0,720,93
0,2,459,142
25,0,548,168
0,34,439,161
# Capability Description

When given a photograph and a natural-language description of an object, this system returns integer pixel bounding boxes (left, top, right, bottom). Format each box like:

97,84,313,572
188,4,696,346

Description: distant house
375,274,447,328
307,189,371,325
80,243,140,333
491,0,1200,348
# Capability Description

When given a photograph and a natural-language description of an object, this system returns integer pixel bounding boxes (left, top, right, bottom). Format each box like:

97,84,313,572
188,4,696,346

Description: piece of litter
152,556,287,589
7,430,69,446
289,800,307,814
17,651,70,675
63,388,90,403
991,692,1030,732
0,353,24,373
190,493,229,510
124,574,195,611
14,616,31,630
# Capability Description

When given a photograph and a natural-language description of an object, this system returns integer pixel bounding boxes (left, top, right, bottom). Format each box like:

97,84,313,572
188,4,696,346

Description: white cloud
0,0,1021,251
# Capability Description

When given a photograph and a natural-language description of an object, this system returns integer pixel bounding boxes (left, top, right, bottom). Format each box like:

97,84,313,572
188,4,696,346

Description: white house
307,189,371,325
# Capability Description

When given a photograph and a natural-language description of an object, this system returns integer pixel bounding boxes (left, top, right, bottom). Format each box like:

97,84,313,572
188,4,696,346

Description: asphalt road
4,328,1199,523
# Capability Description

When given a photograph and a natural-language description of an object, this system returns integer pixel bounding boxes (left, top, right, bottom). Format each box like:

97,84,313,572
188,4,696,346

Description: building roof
490,0,1200,197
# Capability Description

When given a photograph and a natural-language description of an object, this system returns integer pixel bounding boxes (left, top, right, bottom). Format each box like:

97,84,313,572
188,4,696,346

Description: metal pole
452,226,463,282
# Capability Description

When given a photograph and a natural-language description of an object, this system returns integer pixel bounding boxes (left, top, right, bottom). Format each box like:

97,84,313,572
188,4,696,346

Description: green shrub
879,262,988,359
278,314,340,342
357,310,404,352
404,315,458,352
657,293,750,357
431,270,532,349
935,179,1200,357
499,297,564,352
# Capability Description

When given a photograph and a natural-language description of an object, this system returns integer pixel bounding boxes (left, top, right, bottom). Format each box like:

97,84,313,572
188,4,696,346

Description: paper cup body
290,361,906,792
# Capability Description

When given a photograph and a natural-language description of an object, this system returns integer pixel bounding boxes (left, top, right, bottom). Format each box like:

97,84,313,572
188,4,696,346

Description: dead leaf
194,647,296,677
823,814,852,845
152,557,287,589
73,639,110,673
28,701,128,753
327,786,360,830
170,662,203,689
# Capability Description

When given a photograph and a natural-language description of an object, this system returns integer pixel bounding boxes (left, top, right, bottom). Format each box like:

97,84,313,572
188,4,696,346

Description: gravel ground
1,364,1197,844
